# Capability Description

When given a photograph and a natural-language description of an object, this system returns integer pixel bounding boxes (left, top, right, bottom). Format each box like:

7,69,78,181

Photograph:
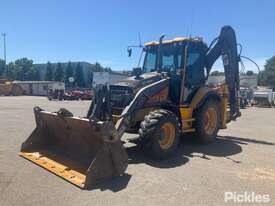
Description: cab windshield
143,43,184,73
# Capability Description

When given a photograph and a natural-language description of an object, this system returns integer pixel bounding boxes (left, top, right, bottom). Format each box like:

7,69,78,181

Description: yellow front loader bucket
19,107,128,189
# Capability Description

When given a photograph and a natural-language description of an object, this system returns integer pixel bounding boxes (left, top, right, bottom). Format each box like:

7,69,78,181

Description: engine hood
112,72,162,91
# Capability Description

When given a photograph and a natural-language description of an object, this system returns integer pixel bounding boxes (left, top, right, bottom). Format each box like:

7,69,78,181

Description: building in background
13,81,65,96
35,62,93,86
207,75,225,86
35,62,131,87
92,71,130,85
207,74,258,89
239,74,258,89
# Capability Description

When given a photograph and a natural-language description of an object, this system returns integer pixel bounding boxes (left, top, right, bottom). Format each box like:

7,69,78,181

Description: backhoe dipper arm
205,25,241,120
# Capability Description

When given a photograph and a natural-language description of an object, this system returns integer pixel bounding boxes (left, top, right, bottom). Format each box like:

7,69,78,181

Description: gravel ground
0,96,274,206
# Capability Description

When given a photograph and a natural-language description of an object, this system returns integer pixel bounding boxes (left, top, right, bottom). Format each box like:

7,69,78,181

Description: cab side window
162,55,174,68
185,44,206,88
144,52,157,72
187,53,200,66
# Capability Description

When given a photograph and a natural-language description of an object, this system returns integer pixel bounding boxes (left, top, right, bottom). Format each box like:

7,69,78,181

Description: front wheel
194,99,221,144
139,109,180,159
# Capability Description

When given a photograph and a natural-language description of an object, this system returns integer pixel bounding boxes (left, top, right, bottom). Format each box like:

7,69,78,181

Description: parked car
63,90,93,100
81,90,93,100
48,89,64,101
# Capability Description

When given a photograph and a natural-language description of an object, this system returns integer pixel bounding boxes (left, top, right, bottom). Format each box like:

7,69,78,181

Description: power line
240,55,261,73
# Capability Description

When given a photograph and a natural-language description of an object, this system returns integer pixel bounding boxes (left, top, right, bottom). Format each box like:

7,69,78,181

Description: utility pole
2,33,7,64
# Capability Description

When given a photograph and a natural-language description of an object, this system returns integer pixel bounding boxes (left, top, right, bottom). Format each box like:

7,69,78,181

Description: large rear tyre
139,109,180,159
194,99,220,144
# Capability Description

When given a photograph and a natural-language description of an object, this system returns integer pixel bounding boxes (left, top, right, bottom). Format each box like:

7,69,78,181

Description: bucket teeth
20,108,128,189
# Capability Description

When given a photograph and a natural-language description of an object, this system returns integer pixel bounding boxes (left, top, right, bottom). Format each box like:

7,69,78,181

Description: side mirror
127,48,132,57
132,67,142,78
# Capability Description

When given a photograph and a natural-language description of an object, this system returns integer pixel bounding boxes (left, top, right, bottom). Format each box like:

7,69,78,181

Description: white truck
252,89,274,107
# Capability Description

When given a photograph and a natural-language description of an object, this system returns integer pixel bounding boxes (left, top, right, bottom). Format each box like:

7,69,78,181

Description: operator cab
143,37,208,103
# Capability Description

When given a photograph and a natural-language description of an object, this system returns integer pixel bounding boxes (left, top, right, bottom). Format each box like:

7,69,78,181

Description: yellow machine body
19,25,240,189
179,85,230,132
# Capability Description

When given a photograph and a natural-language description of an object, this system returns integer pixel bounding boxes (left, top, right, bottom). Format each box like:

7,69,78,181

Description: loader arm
115,78,169,139
87,79,169,141
205,25,241,120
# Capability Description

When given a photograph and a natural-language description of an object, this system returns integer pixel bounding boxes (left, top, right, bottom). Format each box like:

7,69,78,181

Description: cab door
185,42,206,88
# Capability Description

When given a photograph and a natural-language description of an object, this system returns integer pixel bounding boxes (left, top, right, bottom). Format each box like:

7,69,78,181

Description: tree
264,56,275,88
65,61,74,85
246,70,254,76
6,62,17,79
54,62,64,81
106,67,111,72
0,59,5,76
93,62,105,72
92,62,112,72
75,62,85,87
25,66,40,81
257,56,275,88
45,61,53,81
257,70,267,86
210,70,224,76
14,58,34,80
4,58,39,80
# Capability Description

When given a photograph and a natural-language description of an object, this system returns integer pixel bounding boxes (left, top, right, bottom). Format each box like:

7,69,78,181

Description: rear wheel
139,109,180,159
194,99,220,144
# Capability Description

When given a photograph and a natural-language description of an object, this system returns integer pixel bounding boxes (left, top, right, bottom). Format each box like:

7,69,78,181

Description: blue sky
0,0,274,72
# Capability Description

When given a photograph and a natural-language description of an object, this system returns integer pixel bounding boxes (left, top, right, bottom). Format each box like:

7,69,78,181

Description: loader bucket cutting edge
19,107,128,189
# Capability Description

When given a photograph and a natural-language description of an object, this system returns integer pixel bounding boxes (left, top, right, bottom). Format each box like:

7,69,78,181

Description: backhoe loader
20,25,241,189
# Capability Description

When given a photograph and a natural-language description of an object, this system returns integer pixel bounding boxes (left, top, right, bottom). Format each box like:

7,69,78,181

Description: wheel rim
204,107,217,135
159,122,175,150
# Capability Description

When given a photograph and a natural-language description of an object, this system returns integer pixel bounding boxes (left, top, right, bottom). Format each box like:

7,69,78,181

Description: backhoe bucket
19,107,128,189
